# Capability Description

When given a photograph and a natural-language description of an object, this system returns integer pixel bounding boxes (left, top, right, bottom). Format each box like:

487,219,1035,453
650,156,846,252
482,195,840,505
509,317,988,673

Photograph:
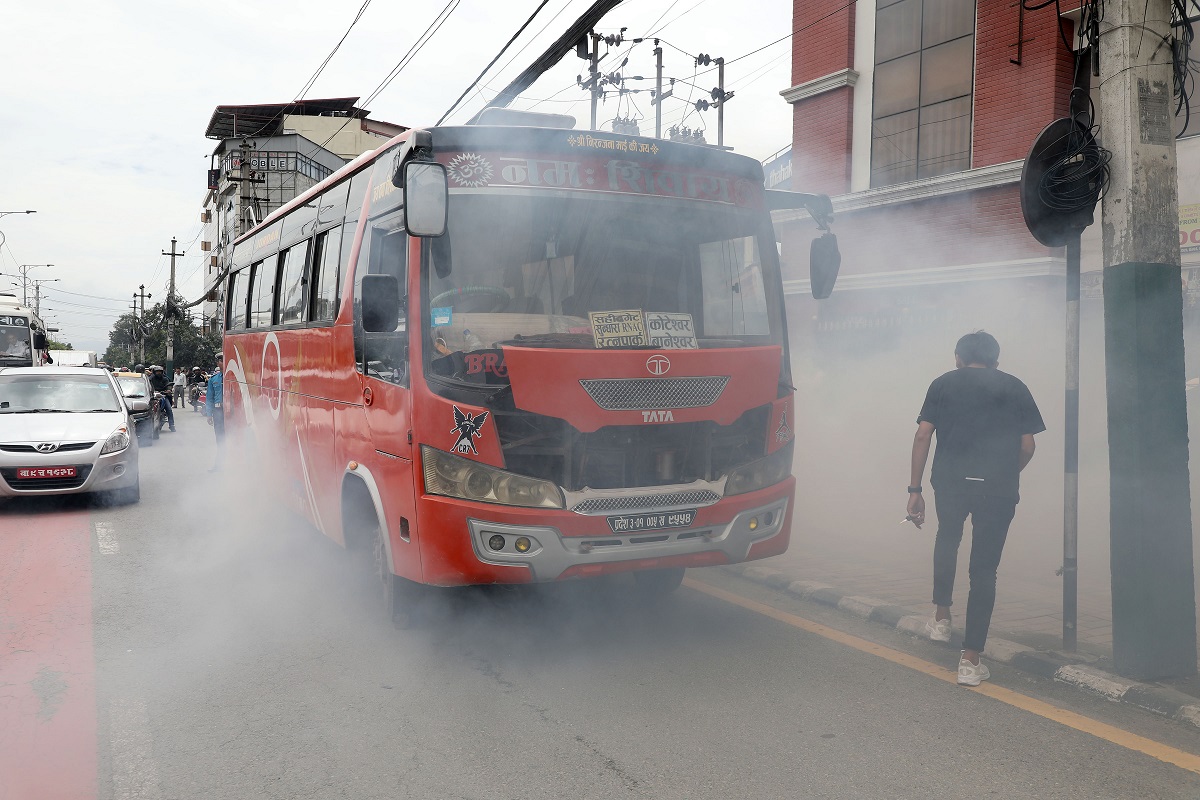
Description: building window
871,0,976,187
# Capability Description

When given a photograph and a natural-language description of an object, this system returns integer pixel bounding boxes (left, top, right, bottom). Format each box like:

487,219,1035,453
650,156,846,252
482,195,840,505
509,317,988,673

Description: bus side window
309,226,342,322
250,259,276,329
278,243,308,326
227,271,246,331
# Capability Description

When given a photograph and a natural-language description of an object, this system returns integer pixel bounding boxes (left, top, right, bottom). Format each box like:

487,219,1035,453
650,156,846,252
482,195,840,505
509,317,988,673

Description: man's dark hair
955,331,1000,368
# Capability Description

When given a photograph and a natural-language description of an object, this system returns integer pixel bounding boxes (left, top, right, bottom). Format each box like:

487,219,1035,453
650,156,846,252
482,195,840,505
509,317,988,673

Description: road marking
96,521,120,554
109,696,162,799
684,577,1200,776
0,512,98,798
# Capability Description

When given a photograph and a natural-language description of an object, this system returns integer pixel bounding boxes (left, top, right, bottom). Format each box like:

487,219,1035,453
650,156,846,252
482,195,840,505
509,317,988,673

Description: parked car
112,370,155,445
0,366,140,503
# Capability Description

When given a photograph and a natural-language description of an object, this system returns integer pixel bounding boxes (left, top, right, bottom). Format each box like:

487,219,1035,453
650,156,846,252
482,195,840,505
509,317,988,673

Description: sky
0,0,794,353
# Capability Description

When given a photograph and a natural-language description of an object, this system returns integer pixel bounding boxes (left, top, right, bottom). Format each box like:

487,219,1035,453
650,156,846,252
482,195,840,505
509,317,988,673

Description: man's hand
906,493,925,529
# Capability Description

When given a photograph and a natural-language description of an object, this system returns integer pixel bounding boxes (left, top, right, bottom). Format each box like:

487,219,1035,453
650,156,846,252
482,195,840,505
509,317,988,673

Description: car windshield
115,376,147,398
425,192,779,363
0,374,122,413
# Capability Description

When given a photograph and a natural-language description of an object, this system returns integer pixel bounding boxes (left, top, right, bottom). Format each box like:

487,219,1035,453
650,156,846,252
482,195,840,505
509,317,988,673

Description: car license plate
16,466,77,480
607,509,697,533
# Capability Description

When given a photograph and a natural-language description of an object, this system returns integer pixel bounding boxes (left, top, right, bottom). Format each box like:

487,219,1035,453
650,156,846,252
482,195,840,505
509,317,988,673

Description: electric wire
439,0,555,124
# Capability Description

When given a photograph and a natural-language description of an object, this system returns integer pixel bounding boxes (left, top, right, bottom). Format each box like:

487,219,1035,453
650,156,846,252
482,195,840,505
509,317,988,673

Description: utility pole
162,237,184,375
31,278,58,317
653,40,671,138
589,31,601,130
135,284,152,364
129,295,140,365
14,264,53,306
1099,0,1196,679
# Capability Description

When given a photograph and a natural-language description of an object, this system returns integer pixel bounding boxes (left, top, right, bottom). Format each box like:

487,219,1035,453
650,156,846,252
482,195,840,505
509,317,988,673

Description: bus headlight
101,425,131,455
725,442,793,496
422,446,564,509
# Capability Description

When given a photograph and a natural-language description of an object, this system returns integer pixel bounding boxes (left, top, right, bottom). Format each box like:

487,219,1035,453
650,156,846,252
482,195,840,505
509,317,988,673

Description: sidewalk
721,514,1200,726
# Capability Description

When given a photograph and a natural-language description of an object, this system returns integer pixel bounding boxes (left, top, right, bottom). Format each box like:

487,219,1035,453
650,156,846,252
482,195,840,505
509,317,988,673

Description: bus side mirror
810,233,841,300
402,161,448,238
33,332,47,349
361,274,402,332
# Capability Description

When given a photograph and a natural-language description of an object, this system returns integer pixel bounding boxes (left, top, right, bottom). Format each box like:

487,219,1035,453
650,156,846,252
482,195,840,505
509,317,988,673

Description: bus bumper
444,485,792,583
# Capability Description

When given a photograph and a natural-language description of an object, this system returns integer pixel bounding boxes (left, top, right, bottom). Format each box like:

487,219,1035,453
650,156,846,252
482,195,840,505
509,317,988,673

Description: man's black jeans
932,491,1017,653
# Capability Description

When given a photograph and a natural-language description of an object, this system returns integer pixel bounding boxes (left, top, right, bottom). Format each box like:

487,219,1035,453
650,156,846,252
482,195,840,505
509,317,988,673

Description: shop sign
1181,203,1200,255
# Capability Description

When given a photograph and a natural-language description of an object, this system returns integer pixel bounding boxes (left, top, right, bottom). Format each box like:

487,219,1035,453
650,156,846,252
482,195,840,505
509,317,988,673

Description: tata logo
646,354,671,376
35,443,59,453
642,410,674,423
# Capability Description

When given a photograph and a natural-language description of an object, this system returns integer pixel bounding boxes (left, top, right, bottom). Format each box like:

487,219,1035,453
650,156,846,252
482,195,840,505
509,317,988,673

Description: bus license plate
607,509,697,533
17,466,76,479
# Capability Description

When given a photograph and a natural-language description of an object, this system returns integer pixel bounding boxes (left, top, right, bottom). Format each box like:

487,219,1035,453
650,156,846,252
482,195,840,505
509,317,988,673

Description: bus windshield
425,191,779,362
0,319,34,365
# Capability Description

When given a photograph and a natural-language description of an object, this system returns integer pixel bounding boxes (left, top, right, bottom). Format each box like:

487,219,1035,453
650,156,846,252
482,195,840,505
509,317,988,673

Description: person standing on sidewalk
205,354,225,472
172,367,187,408
906,331,1045,686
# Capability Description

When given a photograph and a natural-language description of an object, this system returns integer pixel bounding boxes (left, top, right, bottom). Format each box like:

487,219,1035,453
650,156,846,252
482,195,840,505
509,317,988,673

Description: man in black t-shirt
906,331,1045,686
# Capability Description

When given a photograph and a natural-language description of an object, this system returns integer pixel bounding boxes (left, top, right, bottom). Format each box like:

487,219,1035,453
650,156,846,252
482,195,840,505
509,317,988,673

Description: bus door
353,206,419,575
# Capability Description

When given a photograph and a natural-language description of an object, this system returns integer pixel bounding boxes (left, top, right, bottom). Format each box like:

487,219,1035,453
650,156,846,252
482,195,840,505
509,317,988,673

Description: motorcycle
149,391,164,440
152,388,174,434
189,382,204,412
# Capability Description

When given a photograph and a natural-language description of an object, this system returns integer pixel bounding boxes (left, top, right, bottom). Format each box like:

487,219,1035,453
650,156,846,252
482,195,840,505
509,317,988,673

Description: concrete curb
720,563,1200,730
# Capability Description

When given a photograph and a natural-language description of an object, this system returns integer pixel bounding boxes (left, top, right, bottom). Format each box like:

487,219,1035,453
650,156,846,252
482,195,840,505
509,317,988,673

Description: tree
47,335,73,350
102,299,221,371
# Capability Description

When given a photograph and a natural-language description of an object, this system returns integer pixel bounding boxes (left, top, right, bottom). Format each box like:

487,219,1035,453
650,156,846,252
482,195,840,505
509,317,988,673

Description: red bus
222,113,837,623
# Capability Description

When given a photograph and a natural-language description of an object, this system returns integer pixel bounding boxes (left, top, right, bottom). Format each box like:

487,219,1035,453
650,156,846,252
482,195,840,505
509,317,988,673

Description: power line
439,0,556,124
44,287,130,303
297,0,375,100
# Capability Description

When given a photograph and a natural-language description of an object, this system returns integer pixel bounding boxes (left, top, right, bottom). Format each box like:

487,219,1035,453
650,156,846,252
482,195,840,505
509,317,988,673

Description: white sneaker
958,654,990,686
925,616,951,642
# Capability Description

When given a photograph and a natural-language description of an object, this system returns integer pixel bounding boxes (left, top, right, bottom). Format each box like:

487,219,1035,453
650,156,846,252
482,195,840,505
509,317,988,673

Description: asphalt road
2,408,1199,799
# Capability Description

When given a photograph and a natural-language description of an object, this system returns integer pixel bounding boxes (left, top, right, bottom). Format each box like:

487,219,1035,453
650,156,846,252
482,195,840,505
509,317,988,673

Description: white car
0,366,141,503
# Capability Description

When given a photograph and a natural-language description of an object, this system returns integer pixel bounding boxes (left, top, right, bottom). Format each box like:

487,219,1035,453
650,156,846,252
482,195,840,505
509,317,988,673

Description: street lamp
0,210,35,252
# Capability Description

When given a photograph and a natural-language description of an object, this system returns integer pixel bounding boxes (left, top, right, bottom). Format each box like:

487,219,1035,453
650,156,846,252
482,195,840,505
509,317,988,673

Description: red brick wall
792,87,855,195
792,0,856,84
789,0,857,195
973,5,1075,167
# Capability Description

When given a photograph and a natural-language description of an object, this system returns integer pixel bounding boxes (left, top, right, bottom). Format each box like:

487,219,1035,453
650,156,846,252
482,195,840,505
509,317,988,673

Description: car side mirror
361,274,402,332
809,232,841,300
127,399,150,413
401,161,448,238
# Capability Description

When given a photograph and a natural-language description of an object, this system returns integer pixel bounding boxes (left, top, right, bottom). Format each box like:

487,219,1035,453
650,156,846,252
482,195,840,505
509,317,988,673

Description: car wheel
109,480,140,505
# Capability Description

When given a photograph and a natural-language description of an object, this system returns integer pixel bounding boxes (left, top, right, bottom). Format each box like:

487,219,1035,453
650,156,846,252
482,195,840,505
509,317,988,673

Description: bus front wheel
372,522,418,629
632,567,686,598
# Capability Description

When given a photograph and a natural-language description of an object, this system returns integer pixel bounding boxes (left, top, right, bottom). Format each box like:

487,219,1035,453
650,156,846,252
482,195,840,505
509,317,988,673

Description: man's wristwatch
907,486,922,493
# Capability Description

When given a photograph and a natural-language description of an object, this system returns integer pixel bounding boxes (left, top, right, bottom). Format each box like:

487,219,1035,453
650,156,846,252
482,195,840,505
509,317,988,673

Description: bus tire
373,522,419,629
632,567,686,598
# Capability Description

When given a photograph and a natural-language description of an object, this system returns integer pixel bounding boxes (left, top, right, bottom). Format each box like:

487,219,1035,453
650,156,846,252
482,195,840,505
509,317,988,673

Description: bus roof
233,125,765,250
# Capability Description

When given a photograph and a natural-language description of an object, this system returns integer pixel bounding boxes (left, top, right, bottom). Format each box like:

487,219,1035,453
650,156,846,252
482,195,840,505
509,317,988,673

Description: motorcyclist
148,365,177,432
188,366,206,411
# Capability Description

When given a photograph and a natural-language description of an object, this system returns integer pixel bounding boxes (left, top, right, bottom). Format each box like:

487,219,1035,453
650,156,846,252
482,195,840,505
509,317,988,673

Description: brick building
773,0,1198,364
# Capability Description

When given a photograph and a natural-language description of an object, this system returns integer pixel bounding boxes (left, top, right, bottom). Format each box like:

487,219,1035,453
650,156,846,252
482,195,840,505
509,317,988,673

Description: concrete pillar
1099,0,1197,680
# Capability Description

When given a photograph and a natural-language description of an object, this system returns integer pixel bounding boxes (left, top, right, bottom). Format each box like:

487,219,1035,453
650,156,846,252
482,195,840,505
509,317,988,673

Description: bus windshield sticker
451,407,489,455
589,310,647,349
431,306,453,326
0,316,30,327
644,312,698,350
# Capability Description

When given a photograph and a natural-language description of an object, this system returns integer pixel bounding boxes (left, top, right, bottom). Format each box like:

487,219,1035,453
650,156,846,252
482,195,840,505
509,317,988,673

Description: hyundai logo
36,443,58,453
646,355,671,376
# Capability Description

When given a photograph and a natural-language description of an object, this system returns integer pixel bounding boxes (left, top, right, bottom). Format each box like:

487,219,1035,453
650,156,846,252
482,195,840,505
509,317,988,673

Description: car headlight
422,446,564,509
101,425,131,455
725,441,793,496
